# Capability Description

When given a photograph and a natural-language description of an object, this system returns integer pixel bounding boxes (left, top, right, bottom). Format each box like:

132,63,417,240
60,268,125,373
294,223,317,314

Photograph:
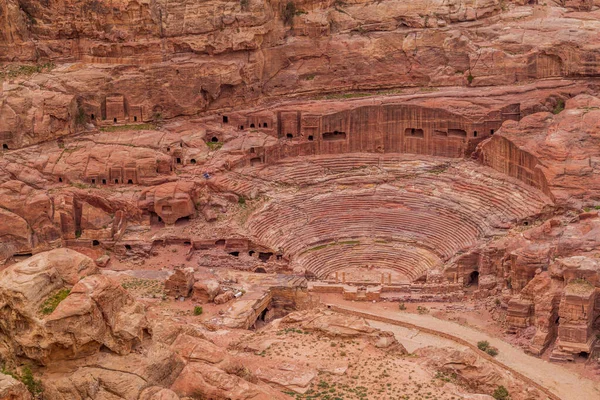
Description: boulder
214,291,235,305
165,268,195,298
170,362,288,400
191,280,221,303
0,249,147,364
0,373,32,400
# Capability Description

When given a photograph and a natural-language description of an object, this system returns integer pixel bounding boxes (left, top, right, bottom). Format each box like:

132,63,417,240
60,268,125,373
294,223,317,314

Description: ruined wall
232,103,516,167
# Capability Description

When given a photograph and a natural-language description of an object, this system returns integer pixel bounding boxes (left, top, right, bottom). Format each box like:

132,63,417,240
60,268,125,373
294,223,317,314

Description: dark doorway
286,133,293,139
259,252,273,262
2,144,8,150
490,129,495,135
176,158,181,164
323,131,347,141
473,131,478,137
250,124,255,128
113,118,117,123
190,159,196,164
229,251,240,257
223,116,228,123
92,240,100,246
211,136,219,142
308,135,314,141
91,114,95,120
468,271,479,286
255,267,267,273
134,116,137,122
102,179,106,184
127,179,133,184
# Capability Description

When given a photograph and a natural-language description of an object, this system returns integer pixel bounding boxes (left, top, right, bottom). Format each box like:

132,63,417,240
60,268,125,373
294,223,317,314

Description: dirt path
325,299,600,400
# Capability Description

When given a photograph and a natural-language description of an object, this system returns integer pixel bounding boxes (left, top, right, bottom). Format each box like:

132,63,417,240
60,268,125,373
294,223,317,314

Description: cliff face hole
92,240,100,246
405,128,424,138
223,116,228,123
2,144,7,150
211,136,219,142
323,131,346,141
468,271,479,286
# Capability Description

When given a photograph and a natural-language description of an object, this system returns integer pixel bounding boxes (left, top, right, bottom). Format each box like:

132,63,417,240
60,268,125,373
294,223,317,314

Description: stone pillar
381,274,385,284
342,272,346,283
388,273,392,284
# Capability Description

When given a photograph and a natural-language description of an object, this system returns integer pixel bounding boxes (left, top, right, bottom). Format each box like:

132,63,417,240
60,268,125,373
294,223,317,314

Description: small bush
398,302,406,310
41,289,71,315
20,366,43,396
486,346,499,357
467,73,474,84
552,99,565,115
238,196,246,206
206,141,223,151
417,306,429,314
477,340,490,351
194,306,203,316
492,385,510,400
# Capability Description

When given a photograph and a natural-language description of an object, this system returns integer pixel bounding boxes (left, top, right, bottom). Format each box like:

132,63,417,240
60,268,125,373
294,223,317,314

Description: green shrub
20,366,43,396
552,99,565,115
477,340,490,351
467,73,474,84
194,306,203,316
417,306,429,314
486,346,499,357
492,385,510,400
238,196,246,206
398,302,406,310
206,141,223,150
41,289,71,315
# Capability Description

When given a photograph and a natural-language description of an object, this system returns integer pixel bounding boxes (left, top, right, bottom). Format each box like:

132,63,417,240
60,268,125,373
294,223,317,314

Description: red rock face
2,0,600,398
480,94,600,209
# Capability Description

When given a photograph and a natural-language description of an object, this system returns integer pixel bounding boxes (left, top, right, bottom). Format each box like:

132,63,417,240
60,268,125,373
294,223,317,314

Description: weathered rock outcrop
480,94,600,209
0,249,148,364
0,372,31,400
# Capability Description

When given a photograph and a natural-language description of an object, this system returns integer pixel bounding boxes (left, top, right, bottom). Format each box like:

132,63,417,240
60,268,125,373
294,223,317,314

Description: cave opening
468,271,479,286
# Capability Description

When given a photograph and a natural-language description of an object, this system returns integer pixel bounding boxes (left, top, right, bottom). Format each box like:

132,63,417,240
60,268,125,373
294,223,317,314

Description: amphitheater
242,154,550,283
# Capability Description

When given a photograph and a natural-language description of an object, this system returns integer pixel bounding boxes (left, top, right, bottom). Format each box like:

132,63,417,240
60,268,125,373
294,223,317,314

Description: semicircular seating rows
241,154,552,281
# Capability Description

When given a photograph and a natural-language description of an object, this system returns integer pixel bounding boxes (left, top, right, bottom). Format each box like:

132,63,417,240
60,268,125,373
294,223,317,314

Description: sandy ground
321,295,600,400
